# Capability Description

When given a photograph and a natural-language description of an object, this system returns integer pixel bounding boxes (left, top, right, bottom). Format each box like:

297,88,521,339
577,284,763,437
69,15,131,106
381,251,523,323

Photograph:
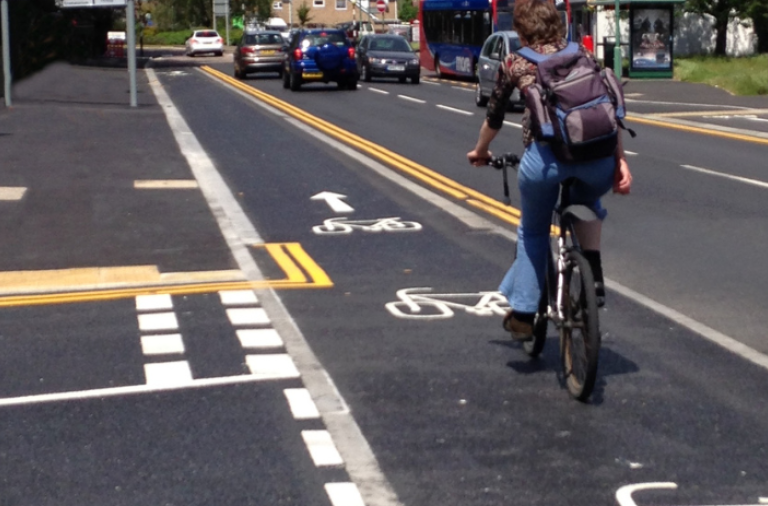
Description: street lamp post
614,0,622,78
1,0,10,107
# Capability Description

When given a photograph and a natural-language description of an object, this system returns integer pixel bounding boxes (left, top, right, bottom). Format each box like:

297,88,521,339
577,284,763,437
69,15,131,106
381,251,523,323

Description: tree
398,0,417,22
296,1,312,26
747,0,768,52
684,0,755,55
255,0,274,23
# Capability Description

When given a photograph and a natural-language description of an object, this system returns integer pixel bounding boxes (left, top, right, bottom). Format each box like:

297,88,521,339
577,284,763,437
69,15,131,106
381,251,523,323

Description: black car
282,29,359,91
356,34,420,84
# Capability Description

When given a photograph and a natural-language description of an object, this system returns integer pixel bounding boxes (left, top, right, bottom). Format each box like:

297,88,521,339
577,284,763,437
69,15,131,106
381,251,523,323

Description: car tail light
347,47,355,59
241,47,255,54
217,37,223,44
293,48,303,60
190,38,198,44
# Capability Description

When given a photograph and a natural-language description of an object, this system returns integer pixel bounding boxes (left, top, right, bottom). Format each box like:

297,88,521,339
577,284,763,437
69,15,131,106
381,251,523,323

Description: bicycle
489,153,602,402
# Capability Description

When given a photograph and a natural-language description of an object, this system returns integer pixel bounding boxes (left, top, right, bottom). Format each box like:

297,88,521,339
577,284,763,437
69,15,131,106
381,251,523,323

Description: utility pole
1,0,10,107
126,0,138,107
614,0,622,78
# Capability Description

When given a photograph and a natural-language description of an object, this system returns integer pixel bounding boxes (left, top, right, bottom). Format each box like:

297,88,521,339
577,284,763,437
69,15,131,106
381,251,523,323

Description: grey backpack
518,42,633,163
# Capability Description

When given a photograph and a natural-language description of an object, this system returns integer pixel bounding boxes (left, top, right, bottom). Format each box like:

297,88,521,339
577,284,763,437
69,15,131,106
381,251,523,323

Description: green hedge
142,28,243,46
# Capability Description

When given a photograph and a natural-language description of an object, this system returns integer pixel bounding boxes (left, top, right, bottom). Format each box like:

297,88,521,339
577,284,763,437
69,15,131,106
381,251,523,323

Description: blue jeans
499,141,615,313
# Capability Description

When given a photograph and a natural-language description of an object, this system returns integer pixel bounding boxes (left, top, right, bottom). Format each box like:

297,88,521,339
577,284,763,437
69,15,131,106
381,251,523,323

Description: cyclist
467,0,632,340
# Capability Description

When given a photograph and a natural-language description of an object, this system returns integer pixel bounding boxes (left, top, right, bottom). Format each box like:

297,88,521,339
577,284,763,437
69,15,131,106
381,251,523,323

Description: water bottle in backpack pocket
518,42,629,163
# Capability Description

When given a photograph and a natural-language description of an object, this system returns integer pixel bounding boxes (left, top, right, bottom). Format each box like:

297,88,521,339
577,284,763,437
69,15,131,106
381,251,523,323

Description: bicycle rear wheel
559,249,600,401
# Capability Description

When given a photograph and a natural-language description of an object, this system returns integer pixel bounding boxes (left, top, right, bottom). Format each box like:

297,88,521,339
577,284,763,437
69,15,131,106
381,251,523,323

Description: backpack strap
516,42,580,63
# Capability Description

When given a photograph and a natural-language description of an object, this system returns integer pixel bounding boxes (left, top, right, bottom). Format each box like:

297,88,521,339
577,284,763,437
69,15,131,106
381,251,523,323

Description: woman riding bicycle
467,0,632,340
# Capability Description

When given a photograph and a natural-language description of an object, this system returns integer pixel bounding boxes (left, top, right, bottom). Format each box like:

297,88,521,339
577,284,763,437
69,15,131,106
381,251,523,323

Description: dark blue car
282,29,359,91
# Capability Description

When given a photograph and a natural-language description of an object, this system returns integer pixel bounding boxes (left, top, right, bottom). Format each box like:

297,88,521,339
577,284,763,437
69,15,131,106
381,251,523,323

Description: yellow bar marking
134,180,199,189
262,243,308,283
283,243,333,287
0,243,332,307
0,187,27,201
466,199,520,226
651,108,768,118
627,115,768,147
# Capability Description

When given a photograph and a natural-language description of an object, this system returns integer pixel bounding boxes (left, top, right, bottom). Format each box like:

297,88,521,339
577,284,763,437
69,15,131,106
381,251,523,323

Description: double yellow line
201,66,523,227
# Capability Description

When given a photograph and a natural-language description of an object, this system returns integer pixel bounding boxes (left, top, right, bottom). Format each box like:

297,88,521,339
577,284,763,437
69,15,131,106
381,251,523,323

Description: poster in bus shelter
629,6,673,71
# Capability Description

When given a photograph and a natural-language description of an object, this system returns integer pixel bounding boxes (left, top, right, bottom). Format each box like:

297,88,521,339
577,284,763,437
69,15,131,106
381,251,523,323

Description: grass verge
674,55,768,95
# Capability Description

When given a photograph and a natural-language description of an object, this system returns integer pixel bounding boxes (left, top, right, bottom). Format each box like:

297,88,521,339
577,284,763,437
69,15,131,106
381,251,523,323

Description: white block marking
141,334,185,355
245,354,300,379
135,294,174,311
284,388,320,419
503,120,523,129
219,289,259,306
237,329,283,349
325,483,366,506
227,308,270,326
144,361,193,385
0,187,27,201
137,312,179,332
302,430,344,467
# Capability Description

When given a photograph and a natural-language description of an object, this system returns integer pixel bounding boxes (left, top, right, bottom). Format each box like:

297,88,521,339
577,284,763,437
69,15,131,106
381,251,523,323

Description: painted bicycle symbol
385,288,510,319
312,217,422,235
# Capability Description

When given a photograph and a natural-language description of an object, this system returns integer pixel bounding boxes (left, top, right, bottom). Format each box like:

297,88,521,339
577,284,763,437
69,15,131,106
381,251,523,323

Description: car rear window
196,31,219,38
245,33,284,45
370,37,411,52
303,32,347,47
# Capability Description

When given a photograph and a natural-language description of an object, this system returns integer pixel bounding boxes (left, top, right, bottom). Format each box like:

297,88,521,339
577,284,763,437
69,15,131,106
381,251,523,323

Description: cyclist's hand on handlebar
467,149,492,167
613,157,632,194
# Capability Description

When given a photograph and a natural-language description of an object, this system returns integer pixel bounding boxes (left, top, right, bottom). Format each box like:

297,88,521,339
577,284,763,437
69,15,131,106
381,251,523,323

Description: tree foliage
685,0,763,55
398,0,417,22
296,1,313,26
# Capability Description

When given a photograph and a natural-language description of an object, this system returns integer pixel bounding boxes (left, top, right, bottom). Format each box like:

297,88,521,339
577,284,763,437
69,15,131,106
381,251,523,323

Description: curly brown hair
513,0,566,46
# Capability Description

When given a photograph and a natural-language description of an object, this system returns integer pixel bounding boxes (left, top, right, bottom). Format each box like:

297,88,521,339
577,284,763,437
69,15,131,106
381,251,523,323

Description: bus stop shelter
584,0,686,78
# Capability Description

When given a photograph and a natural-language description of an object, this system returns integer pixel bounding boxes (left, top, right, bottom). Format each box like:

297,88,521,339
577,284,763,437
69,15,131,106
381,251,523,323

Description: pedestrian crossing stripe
0,242,332,307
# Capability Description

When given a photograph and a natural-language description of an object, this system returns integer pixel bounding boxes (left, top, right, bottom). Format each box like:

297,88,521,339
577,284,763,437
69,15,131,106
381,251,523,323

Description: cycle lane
165,68,768,506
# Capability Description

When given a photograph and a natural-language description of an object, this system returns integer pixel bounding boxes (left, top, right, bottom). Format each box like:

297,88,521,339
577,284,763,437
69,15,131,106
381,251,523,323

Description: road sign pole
126,0,137,107
614,0,622,78
1,0,11,107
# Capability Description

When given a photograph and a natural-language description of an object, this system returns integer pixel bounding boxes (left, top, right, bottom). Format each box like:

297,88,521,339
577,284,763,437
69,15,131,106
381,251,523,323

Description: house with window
270,0,401,28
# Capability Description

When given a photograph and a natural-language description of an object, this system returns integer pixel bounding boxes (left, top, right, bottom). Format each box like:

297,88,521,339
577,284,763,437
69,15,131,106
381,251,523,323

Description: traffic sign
376,0,386,12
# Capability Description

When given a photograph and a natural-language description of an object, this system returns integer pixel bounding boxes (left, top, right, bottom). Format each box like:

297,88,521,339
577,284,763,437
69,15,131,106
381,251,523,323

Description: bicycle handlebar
488,153,521,170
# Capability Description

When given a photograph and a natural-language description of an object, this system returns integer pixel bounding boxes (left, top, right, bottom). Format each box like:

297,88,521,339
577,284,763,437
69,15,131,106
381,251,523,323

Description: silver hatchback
475,31,524,109
234,30,286,79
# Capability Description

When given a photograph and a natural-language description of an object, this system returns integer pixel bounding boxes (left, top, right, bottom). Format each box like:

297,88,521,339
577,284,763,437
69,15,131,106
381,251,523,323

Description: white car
185,30,224,57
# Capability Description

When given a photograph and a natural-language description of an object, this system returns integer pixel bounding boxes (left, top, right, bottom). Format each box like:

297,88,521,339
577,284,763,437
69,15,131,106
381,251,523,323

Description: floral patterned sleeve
485,52,536,130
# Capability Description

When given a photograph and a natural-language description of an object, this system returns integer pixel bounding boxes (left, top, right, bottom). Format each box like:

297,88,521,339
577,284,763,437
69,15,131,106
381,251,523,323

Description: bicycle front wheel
560,249,601,401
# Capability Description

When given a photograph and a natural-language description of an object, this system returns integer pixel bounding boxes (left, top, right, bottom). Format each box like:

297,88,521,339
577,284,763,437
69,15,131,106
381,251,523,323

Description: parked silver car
475,31,524,108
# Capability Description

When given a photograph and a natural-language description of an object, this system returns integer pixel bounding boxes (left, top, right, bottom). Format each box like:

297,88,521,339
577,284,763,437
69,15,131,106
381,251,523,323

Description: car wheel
289,72,301,91
187,52,195,58
475,83,488,107
347,78,358,90
282,69,290,89
434,55,442,78
361,64,371,82
398,76,407,84
411,75,420,84
216,51,223,57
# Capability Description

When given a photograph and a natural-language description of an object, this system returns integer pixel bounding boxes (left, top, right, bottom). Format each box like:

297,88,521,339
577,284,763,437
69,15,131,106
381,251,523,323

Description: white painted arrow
311,192,354,213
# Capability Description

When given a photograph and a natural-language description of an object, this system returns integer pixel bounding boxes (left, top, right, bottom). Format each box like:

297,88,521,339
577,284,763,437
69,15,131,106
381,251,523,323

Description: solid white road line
681,164,768,189
135,294,174,311
219,289,259,306
397,94,426,104
284,388,321,419
140,334,185,355
436,104,473,116
226,307,270,326
302,430,345,466
325,483,366,506
137,312,179,332
237,328,284,348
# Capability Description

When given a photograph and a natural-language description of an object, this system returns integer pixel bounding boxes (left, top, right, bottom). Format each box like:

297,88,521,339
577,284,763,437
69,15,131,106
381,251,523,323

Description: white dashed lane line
398,94,426,104
436,104,474,116
368,87,389,95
